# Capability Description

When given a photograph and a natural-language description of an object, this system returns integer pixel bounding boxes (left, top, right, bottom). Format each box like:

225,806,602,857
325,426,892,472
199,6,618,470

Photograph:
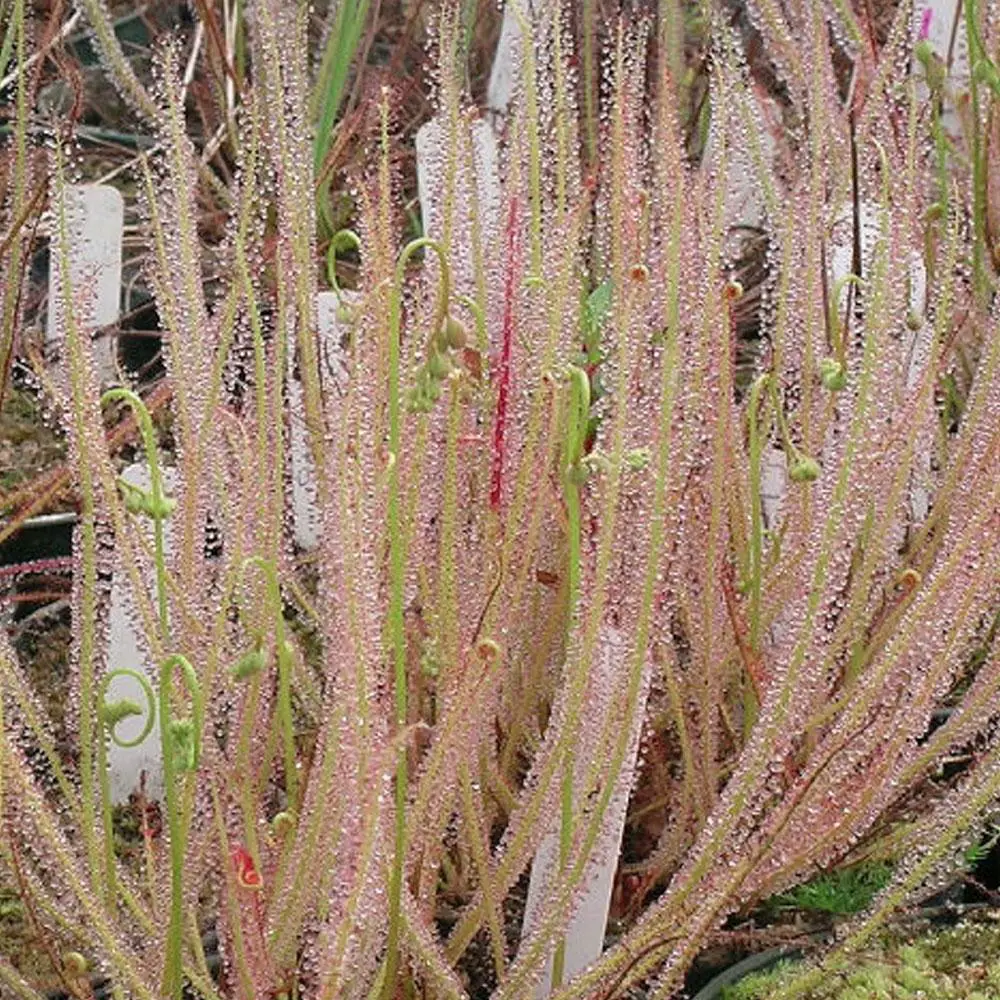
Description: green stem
827,273,862,365
508,2,544,279
552,365,589,988
0,0,27,412
100,388,172,640
744,375,771,733
381,237,452,998
75,0,158,121
965,0,991,302
455,293,486,349
158,654,203,1000
746,376,770,651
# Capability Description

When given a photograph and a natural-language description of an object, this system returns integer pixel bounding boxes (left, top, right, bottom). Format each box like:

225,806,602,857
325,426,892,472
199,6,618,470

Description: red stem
0,556,75,578
490,197,521,513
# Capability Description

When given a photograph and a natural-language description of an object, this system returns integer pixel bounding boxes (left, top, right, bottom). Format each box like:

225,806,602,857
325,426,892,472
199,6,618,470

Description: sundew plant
1,0,1000,998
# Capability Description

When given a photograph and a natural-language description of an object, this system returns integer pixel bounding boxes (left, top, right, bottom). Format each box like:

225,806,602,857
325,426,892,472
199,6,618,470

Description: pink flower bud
918,8,932,42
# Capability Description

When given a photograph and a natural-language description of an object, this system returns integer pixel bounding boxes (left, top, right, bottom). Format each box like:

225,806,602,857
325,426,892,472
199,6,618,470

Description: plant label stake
486,1,539,124
761,445,787,533
701,75,780,239
415,115,501,298
519,626,652,996
46,184,124,386
289,290,351,550
104,460,177,802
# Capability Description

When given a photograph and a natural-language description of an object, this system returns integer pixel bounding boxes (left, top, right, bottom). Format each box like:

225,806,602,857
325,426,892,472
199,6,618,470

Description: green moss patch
723,915,1000,999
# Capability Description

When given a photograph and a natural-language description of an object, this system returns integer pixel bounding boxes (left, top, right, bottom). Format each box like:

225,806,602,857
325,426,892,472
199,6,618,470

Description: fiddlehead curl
98,668,156,749
326,227,363,313
159,654,203,774
96,666,157,901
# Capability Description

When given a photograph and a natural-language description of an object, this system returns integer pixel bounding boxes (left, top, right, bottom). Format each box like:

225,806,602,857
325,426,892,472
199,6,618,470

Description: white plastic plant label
289,290,352,550
519,627,651,996
415,115,501,273
103,460,177,803
487,1,534,120
47,184,124,385
702,83,780,234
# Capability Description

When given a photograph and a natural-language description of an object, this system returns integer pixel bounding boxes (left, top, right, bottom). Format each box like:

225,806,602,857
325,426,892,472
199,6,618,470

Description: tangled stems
381,236,452,998
159,654,203,1000
100,387,174,639
96,668,156,901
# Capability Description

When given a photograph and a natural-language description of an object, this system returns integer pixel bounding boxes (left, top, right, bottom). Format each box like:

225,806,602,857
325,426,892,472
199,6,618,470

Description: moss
720,959,802,999
722,915,1000,999
912,919,1000,976
769,861,895,917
